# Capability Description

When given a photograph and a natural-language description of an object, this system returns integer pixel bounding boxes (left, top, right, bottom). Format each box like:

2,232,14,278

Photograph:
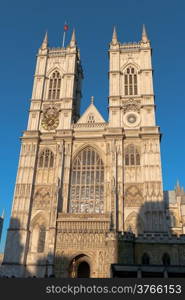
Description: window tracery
38,149,54,168
124,66,138,96
48,71,61,100
125,144,140,166
69,147,104,213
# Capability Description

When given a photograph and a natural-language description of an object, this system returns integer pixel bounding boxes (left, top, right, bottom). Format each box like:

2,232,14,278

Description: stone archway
69,254,91,278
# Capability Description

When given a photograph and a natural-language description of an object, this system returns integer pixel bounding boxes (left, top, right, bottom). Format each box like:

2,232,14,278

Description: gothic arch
124,211,144,235
46,67,64,78
45,68,63,100
121,64,139,96
72,143,105,163
29,212,47,253
30,211,47,228
120,62,140,73
68,253,92,278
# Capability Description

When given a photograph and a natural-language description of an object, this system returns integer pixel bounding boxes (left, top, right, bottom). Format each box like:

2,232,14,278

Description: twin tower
2,26,184,278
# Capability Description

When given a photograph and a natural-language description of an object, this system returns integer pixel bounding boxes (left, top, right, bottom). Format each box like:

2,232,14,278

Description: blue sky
0,0,185,252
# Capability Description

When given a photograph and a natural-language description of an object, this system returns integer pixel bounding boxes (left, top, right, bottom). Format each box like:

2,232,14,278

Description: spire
111,26,118,45
70,29,76,47
175,179,181,195
41,31,48,49
90,96,94,104
142,24,149,42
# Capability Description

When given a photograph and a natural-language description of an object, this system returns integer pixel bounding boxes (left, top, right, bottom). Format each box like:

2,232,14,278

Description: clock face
41,107,59,130
127,114,137,124
41,116,59,130
123,111,140,127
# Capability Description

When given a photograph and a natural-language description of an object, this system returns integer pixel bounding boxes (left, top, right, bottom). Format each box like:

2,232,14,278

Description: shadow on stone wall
133,200,185,266
0,217,73,278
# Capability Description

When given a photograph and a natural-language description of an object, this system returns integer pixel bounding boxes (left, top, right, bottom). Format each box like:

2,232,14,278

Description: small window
87,114,95,123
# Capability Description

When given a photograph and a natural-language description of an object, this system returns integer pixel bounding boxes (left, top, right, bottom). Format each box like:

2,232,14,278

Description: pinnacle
70,29,76,47
142,24,149,42
90,96,94,104
41,31,48,49
111,26,118,45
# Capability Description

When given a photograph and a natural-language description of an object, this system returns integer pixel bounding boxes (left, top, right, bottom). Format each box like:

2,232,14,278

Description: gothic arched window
69,147,104,213
142,253,150,265
48,71,61,100
125,144,140,166
162,253,171,266
38,149,54,168
37,225,46,253
124,66,138,96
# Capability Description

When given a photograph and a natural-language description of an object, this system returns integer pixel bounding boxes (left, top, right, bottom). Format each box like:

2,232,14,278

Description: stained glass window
69,147,104,213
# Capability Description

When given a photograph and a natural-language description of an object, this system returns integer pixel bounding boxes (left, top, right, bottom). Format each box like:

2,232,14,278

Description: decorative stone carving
122,98,140,113
125,185,143,207
33,187,51,209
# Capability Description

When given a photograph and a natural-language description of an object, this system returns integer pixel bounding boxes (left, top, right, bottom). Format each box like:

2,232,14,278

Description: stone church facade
1,27,185,278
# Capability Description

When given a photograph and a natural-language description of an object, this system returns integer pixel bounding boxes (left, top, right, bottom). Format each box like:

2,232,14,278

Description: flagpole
62,21,68,48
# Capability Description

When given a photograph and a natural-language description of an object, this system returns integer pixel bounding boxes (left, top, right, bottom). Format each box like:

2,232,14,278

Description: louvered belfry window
69,147,104,213
48,71,61,100
124,67,138,96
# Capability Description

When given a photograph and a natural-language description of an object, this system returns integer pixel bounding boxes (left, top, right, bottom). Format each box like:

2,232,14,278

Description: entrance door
77,261,90,278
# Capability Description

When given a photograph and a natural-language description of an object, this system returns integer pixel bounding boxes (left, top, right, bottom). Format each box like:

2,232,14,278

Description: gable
77,103,105,124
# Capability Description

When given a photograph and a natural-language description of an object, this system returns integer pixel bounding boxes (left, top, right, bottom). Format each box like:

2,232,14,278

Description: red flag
64,24,69,31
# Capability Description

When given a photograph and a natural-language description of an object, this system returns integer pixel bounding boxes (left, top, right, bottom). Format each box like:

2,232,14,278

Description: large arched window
125,144,140,166
69,147,104,213
38,149,54,168
48,71,61,100
124,66,138,96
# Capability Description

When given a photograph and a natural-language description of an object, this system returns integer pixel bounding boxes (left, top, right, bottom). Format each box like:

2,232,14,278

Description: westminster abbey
1,26,185,278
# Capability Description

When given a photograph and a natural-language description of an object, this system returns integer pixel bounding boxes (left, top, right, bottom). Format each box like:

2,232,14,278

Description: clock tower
2,31,83,277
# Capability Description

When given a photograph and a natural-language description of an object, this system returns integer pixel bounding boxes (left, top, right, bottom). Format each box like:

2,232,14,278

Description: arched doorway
69,254,91,278
77,261,90,278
